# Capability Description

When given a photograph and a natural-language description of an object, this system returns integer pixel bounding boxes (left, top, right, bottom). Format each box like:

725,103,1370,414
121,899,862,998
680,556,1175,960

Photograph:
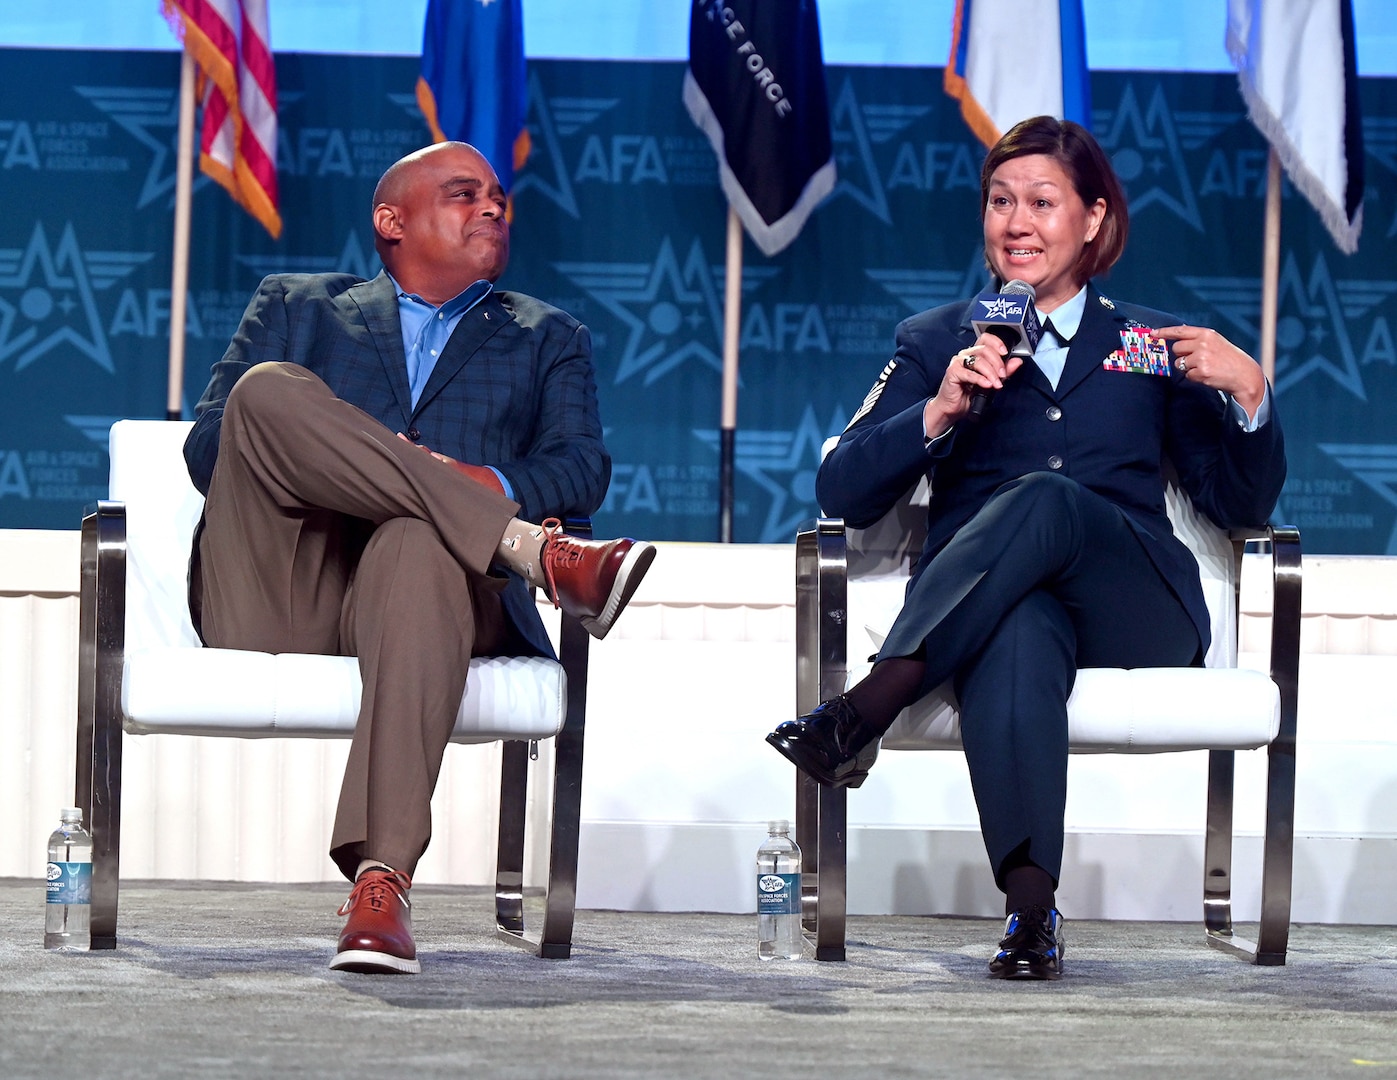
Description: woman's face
983,153,1107,313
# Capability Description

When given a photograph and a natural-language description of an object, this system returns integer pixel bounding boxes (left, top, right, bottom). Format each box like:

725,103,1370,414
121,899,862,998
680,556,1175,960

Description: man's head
372,142,509,304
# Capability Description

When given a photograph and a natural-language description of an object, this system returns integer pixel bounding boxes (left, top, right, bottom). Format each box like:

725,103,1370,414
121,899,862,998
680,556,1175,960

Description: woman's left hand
1152,324,1266,418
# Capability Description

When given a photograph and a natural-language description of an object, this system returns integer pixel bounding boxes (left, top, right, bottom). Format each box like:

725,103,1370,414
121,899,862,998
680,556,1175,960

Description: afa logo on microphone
973,288,1043,354
978,297,1027,322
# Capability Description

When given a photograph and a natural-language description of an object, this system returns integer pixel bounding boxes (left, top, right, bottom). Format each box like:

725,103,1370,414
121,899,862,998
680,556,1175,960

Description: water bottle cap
60,807,83,824
767,819,790,835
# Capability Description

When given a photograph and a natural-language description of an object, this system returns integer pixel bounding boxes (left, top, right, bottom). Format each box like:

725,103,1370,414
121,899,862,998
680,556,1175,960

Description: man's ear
373,203,402,243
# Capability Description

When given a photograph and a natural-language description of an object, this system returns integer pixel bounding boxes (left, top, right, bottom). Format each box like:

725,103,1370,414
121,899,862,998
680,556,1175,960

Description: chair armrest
76,500,128,949
1262,523,1302,748
795,517,850,713
76,501,127,809
1231,522,1301,744
536,516,590,734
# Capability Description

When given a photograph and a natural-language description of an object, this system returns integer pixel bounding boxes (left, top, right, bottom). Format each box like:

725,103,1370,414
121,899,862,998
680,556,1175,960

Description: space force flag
1227,0,1364,254
164,0,281,238
945,0,1091,148
684,0,836,257
417,0,530,191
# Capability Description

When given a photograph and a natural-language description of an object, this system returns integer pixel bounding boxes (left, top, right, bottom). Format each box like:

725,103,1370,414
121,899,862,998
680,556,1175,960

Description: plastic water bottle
45,807,92,951
757,820,802,960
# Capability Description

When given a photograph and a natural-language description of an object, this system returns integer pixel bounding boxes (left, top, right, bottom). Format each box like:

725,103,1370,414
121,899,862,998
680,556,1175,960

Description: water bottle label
757,872,800,915
46,862,92,905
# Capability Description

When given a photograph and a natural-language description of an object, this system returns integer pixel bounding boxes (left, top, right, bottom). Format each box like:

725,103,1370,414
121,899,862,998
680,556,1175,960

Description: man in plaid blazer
182,142,654,975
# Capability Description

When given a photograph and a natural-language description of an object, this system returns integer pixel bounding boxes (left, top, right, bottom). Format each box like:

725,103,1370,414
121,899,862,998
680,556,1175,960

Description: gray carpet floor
2,878,1395,1078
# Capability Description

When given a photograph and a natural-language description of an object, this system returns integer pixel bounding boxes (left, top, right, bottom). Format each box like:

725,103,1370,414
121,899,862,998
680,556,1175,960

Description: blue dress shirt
390,274,514,497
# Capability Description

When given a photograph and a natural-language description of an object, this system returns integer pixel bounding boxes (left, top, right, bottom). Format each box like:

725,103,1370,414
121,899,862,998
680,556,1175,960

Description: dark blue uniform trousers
877,472,1200,887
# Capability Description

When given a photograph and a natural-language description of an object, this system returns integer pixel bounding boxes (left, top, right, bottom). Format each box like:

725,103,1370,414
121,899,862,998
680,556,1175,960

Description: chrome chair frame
76,499,590,960
793,516,1302,965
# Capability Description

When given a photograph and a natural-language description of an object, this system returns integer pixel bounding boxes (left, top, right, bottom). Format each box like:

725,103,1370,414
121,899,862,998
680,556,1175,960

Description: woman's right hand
923,332,1021,439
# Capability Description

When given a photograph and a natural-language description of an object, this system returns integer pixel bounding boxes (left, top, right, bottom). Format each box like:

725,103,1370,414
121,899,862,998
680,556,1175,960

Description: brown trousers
193,362,521,879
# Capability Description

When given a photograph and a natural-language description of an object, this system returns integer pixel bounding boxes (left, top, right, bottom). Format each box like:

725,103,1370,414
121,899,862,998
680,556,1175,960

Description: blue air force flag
1227,0,1364,254
945,0,1092,147
683,0,836,257
417,0,530,191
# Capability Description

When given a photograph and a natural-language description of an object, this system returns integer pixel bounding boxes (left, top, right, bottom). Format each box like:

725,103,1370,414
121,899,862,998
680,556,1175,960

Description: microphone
965,279,1042,422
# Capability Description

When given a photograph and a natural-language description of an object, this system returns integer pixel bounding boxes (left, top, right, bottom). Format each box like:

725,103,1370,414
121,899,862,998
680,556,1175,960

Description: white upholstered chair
793,463,1302,964
75,419,589,957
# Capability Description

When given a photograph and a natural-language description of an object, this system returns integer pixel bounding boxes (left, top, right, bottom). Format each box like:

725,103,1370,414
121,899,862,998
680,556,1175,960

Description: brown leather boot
540,518,656,640
329,868,420,974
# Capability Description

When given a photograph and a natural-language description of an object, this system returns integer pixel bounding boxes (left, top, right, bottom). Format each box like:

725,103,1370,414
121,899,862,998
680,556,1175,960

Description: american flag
165,0,281,238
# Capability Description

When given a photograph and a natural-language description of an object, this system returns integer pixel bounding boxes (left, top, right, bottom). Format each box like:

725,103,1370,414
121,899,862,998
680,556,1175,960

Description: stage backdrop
1,49,1395,550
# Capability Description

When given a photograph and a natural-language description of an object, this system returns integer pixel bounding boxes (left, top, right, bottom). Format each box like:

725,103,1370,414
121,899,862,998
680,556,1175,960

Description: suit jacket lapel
1052,284,1126,400
412,292,515,418
349,272,413,427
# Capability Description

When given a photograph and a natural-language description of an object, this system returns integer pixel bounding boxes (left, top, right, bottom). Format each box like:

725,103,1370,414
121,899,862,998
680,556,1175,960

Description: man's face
381,144,510,302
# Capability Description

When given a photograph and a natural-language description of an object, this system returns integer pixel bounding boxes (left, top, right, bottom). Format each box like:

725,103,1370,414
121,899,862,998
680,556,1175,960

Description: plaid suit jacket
183,271,611,656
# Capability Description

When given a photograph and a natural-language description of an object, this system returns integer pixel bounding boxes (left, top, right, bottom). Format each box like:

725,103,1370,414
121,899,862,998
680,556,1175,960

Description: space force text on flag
683,0,836,259
683,0,836,541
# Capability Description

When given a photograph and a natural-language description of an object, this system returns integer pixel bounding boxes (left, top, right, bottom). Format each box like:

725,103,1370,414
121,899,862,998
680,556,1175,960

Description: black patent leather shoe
988,905,1065,980
765,696,880,789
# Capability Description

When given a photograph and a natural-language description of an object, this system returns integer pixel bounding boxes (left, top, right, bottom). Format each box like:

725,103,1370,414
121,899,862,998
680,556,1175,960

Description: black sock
1002,863,1057,916
843,654,927,735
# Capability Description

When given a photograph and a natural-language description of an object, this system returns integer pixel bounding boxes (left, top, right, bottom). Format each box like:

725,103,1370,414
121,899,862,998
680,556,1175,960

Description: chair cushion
872,666,1280,753
109,419,205,653
123,648,566,742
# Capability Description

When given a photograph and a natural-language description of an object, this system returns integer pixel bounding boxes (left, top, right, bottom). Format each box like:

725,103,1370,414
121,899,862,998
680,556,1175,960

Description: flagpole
718,204,743,543
167,49,197,422
1256,147,1282,387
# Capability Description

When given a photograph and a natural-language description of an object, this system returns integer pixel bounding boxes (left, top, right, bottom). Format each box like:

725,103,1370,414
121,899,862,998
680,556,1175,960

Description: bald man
184,142,653,974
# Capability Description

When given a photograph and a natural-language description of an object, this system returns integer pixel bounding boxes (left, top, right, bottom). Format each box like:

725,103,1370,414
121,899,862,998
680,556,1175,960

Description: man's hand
397,432,506,495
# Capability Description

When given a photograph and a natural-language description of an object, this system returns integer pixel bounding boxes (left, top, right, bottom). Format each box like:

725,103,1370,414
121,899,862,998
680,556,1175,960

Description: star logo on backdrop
0,222,152,374
694,405,845,543
399,71,617,219
827,77,929,226
1095,82,1211,231
554,236,776,385
1316,444,1397,553
73,84,208,210
239,231,379,281
866,246,991,314
1178,252,1397,401
512,70,619,218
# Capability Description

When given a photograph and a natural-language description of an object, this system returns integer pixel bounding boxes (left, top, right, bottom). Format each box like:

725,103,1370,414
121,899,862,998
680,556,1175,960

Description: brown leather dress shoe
329,869,421,974
540,518,656,640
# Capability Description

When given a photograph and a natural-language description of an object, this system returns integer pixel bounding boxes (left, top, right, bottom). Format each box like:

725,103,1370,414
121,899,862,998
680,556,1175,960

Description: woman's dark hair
979,115,1129,282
